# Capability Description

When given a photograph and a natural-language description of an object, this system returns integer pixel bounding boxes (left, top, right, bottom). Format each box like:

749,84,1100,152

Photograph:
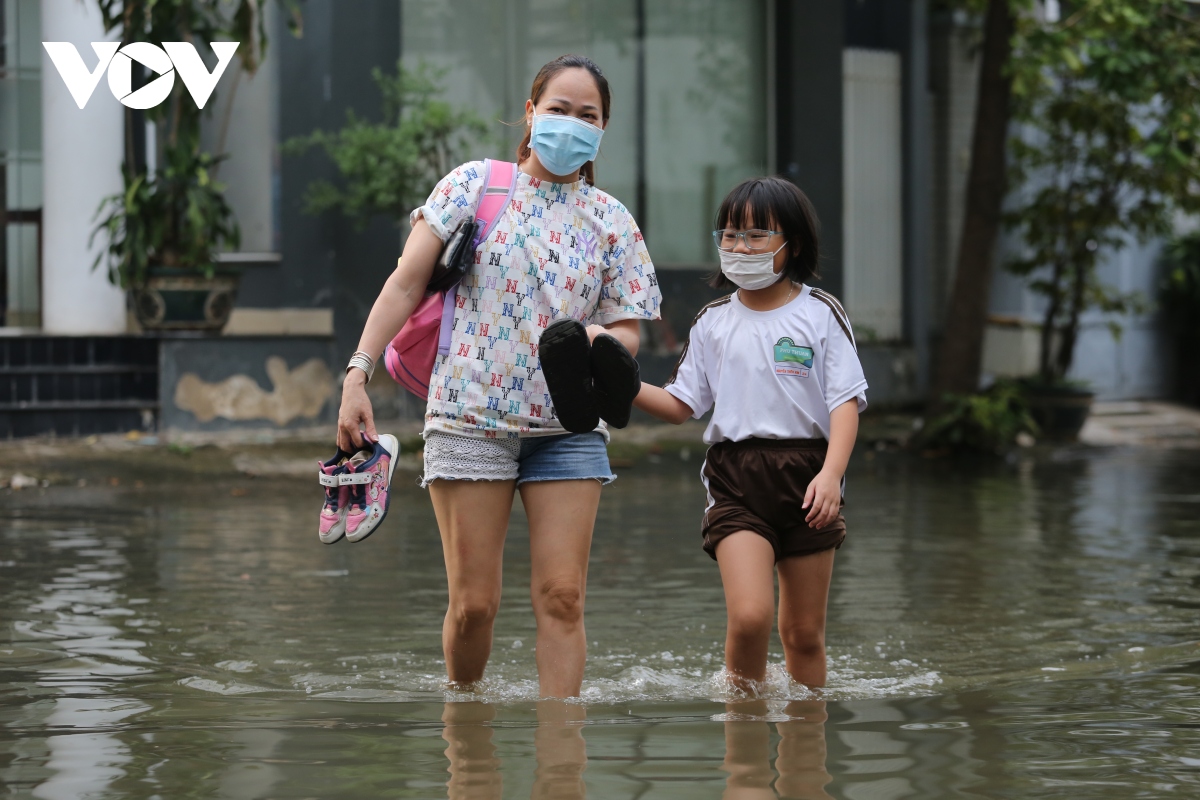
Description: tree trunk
1038,256,1065,382
930,0,1016,401
1056,254,1089,381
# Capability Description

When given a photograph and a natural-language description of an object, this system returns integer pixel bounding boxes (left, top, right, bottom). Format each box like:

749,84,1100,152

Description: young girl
634,177,866,692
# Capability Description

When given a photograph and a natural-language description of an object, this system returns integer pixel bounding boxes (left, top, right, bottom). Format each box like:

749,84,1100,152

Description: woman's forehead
541,68,602,108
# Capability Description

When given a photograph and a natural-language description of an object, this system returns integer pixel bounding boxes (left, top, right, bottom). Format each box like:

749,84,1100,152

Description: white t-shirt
664,285,868,445
411,161,662,439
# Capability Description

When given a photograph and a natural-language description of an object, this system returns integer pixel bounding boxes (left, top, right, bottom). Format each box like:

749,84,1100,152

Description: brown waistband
711,437,828,451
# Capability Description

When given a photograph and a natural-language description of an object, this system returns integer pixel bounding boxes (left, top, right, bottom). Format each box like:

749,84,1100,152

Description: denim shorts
421,430,617,487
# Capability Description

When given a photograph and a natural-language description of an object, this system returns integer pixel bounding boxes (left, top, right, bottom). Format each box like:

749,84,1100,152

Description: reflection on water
720,700,833,800
443,702,503,798
1,446,1199,797
439,699,838,799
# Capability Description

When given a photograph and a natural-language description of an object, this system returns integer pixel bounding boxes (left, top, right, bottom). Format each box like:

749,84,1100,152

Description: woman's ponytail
517,55,610,186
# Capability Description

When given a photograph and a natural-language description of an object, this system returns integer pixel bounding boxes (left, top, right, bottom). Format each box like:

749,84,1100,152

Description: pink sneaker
317,450,351,544
341,434,399,543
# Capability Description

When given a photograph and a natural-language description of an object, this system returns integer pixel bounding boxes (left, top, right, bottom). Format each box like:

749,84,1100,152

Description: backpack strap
473,159,518,247
437,161,519,360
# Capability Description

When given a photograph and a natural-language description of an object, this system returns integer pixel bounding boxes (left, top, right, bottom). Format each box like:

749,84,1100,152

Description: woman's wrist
346,350,375,384
344,367,368,388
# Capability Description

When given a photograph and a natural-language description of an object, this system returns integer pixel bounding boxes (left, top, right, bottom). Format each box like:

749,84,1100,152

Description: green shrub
90,148,240,289
916,380,1039,454
284,61,493,230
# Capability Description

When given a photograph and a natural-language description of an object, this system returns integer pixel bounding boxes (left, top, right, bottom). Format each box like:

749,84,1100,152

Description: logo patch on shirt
773,337,813,377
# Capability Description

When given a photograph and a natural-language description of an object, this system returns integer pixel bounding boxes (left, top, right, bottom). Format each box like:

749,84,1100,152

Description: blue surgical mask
529,113,604,177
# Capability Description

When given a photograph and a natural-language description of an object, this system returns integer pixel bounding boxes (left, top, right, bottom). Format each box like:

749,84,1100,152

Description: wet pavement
2,433,1200,798
1081,401,1200,448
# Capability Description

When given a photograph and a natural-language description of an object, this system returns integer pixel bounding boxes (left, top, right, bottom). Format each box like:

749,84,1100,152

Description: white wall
198,2,280,254
984,238,1171,400
40,0,126,333
843,48,903,342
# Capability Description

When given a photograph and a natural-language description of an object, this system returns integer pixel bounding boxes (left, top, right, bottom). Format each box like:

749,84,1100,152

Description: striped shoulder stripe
810,287,849,320
665,294,733,386
810,288,857,351
691,293,733,327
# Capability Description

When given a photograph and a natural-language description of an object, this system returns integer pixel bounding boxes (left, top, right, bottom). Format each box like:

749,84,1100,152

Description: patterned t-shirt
410,161,662,439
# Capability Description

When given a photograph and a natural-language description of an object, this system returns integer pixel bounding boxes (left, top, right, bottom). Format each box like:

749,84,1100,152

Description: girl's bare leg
776,549,836,689
520,479,602,698
775,700,834,799
721,698,776,800
430,479,516,686
715,532,778,691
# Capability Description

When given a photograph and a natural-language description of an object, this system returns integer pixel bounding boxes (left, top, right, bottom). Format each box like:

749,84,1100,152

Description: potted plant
1004,2,1200,439
89,0,301,332
91,145,241,331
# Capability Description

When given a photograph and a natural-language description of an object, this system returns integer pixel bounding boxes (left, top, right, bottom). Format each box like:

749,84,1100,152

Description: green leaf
1007,0,1200,380
283,58,497,227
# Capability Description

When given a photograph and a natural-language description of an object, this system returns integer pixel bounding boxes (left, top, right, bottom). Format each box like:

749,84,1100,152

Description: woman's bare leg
519,479,602,698
715,532,778,691
430,479,516,686
441,701,502,799
776,549,836,689
532,700,588,800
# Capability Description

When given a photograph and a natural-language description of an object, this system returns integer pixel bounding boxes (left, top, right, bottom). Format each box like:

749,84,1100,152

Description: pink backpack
384,160,518,398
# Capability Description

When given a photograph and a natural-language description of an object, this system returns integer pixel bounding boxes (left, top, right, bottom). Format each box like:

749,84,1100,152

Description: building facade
0,0,1172,436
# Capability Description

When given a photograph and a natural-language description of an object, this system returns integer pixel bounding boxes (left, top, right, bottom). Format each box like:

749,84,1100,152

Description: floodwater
2,444,1199,798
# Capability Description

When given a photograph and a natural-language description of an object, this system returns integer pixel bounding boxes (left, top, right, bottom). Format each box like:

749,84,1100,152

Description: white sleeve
822,314,868,413
409,161,486,242
591,206,663,325
664,323,713,418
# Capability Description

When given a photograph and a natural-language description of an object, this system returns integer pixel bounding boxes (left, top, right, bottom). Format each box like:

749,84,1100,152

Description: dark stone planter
1024,384,1095,441
1176,341,1200,408
131,268,239,333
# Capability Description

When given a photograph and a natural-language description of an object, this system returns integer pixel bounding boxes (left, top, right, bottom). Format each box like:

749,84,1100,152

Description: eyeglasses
712,229,781,252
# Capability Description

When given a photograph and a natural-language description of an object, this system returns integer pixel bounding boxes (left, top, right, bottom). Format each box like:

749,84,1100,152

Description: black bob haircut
709,176,821,290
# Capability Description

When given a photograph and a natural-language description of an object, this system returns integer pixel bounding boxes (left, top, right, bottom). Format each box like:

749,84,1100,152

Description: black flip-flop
590,333,641,429
539,318,600,434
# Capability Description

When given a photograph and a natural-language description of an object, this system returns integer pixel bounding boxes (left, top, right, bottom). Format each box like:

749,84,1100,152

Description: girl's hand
585,319,640,356
337,370,378,452
802,469,842,529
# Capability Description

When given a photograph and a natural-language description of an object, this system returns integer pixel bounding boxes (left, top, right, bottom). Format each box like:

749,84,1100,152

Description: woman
337,55,661,698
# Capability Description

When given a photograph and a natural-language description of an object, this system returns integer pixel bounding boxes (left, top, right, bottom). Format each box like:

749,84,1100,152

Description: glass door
0,0,42,328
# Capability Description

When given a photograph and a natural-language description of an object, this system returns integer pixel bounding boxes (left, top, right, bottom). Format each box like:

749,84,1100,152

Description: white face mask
718,243,787,290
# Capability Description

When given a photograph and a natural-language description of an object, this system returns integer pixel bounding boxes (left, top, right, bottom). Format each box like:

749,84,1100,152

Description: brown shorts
701,438,847,562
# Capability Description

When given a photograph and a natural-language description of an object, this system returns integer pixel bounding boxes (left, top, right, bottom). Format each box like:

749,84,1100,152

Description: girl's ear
525,98,535,124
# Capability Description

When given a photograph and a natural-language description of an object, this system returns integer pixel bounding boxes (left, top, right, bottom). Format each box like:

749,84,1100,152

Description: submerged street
2,438,1199,797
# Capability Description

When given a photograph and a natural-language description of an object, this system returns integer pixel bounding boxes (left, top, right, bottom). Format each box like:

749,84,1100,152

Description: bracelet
346,351,375,384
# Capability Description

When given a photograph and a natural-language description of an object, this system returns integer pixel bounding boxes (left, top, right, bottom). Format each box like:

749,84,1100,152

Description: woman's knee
534,577,584,625
449,595,500,631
